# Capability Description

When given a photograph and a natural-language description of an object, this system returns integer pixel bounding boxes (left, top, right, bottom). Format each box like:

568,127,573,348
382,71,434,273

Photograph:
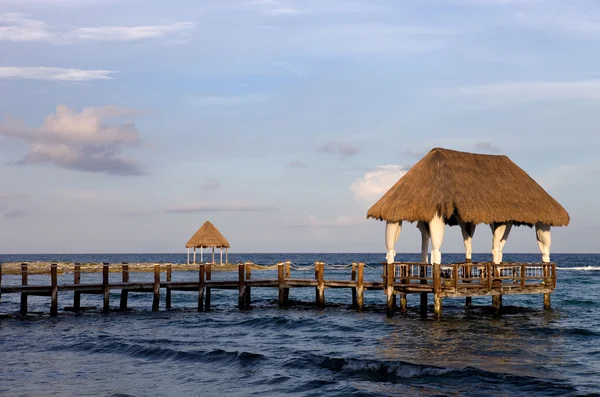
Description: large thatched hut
186,221,231,264
367,148,569,265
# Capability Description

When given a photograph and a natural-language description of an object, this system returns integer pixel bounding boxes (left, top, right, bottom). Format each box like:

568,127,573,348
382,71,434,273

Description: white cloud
0,104,144,175
192,94,268,106
0,66,116,81
317,141,360,159
350,165,407,202
0,13,195,43
285,214,366,227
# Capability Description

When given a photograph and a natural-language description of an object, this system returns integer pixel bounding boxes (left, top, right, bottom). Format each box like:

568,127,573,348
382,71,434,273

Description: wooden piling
351,263,357,307
198,264,205,312
74,263,81,312
357,262,364,311
50,263,58,317
465,259,472,307
386,262,395,317
238,264,246,309
315,262,325,307
102,263,110,314
245,263,252,307
205,264,212,311
152,264,160,312
20,263,28,315
433,263,442,317
278,263,285,307
492,277,502,315
544,293,551,310
166,264,172,309
419,265,427,317
283,261,291,303
120,263,129,311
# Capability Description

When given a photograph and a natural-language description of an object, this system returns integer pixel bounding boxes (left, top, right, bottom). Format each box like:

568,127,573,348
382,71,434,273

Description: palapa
186,221,230,249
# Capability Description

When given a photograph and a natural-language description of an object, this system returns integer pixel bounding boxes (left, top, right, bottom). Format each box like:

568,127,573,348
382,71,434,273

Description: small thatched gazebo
367,148,570,265
185,221,231,264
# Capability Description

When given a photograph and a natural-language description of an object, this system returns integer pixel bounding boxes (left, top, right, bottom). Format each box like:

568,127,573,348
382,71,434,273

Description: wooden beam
166,264,172,309
278,263,285,307
102,263,110,314
152,264,160,312
419,265,427,317
198,264,205,312
238,264,246,310
283,261,291,303
386,262,395,317
351,263,357,308
50,263,58,317
205,264,212,311
20,263,28,315
120,263,129,311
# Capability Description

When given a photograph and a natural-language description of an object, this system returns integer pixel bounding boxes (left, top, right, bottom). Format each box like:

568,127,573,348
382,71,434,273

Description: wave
557,266,600,271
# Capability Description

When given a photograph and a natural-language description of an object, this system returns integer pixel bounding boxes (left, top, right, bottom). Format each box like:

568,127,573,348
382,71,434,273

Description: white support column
490,222,512,264
459,221,476,261
220,248,223,265
416,221,430,264
429,213,445,265
535,223,552,263
226,248,228,264
212,247,215,263
193,247,197,264
187,248,190,265
200,247,203,263
385,221,402,264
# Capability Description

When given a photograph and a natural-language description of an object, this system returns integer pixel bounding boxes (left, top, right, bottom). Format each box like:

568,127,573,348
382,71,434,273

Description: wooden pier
0,261,556,318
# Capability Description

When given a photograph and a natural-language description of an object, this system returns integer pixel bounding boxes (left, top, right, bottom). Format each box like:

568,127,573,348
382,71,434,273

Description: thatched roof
367,148,570,227
185,221,230,248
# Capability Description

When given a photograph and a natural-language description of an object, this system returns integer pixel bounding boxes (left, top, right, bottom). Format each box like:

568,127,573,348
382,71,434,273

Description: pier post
465,259,472,308
120,263,129,311
152,264,160,312
102,263,110,314
419,265,427,317
386,262,395,317
283,261,291,303
315,262,325,307
20,263,28,315
198,264,205,312
278,263,285,307
238,264,246,310
50,263,58,317
74,263,81,312
166,264,172,309
544,293,551,310
357,263,364,311
205,264,212,311
351,263,357,308
433,263,442,317
245,263,252,307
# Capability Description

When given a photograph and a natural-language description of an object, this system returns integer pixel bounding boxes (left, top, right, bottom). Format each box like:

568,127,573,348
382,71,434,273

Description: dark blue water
1,253,599,397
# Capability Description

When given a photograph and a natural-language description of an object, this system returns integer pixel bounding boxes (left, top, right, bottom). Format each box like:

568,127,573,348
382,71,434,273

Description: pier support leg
420,265,427,317
351,263,357,308
434,296,442,318
205,265,212,311
166,264,172,309
50,264,58,317
198,265,205,312
74,263,81,312
400,294,407,313
386,263,395,317
245,264,252,307
465,297,472,308
102,263,110,314
315,262,325,308
357,263,364,311
20,263,28,316
283,261,291,304
492,278,502,315
152,264,160,312
544,293,551,310
120,263,129,311
278,263,285,308
238,264,246,310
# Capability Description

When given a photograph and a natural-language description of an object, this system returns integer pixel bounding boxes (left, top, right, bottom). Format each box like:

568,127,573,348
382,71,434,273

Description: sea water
0,253,599,396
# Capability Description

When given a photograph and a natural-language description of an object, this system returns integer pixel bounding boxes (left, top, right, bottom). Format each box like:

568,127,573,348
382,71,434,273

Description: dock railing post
433,263,442,318
520,264,526,290
102,263,110,314
20,263,28,315
315,262,325,307
152,264,160,312
238,264,246,310
386,262,395,317
419,264,427,317
465,259,472,308
120,263,129,311
278,263,285,307
357,263,364,311
74,263,81,312
198,264,205,312
50,263,58,317
166,264,172,309
284,261,291,303
245,262,252,307
351,263,357,308
205,264,212,311
399,264,407,314
491,264,502,315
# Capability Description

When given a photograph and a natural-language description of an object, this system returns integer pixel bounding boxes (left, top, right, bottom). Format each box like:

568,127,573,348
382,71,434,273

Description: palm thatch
367,148,570,227
185,221,230,248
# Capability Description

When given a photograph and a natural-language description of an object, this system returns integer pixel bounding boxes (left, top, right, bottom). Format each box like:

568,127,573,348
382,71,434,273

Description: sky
0,0,599,255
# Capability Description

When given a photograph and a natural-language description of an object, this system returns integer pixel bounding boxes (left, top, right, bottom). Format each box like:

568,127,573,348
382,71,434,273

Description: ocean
0,253,599,397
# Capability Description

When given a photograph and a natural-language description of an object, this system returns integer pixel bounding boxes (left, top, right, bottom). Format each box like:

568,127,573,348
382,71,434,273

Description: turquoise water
1,253,599,396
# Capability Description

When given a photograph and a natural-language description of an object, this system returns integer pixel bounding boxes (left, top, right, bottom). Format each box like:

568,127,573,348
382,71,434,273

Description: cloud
474,142,501,153
317,141,360,159
0,66,116,82
1,207,31,219
285,214,366,228
0,104,144,176
0,13,195,43
350,165,407,202
200,177,221,190
435,80,600,105
287,160,308,168
192,94,268,106
165,202,276,213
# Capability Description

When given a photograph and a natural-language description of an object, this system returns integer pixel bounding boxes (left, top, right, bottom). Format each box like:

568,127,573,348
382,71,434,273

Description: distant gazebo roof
367,148,570,227
186,221,230,249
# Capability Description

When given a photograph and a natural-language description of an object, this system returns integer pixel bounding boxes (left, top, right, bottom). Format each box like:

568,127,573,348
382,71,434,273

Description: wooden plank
152,264,160,311
20,263,28,315
166,264,172,309
120,263,129,311
74,263,81,312
102,263,110,314
50,263,58,317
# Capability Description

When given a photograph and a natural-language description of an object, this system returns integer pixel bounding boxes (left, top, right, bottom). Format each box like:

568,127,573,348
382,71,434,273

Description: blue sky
1,0,599,254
